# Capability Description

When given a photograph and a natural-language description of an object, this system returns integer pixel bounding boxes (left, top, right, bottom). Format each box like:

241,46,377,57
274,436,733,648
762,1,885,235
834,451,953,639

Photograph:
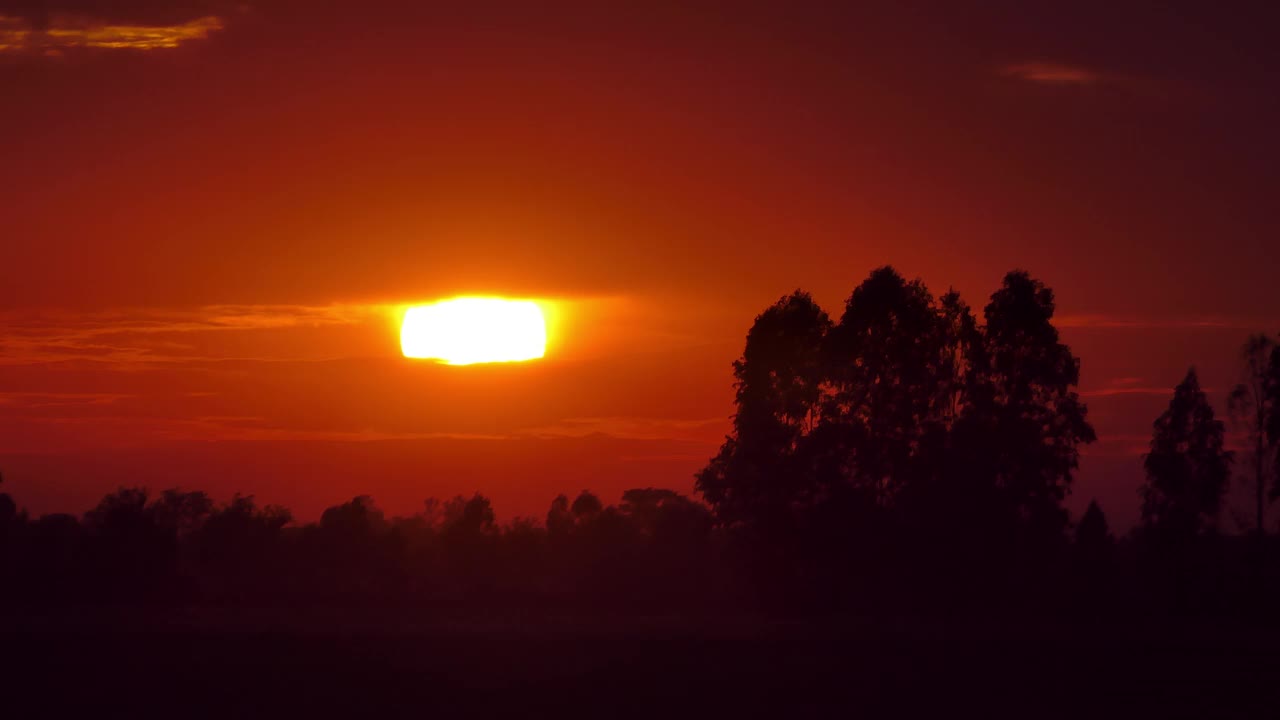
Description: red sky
3,1,1279,530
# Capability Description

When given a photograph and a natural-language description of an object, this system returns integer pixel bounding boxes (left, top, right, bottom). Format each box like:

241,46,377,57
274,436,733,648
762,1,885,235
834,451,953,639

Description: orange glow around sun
400,297,547,365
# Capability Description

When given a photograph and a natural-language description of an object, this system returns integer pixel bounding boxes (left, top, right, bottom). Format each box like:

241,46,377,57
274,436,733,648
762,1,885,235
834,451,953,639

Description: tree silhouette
979,271,1095,540
0,471,13,522
569,490,603,523
1228,334,1277,535
1268,342,1280,499
0,472,16,530
618,488,712,546
82,487,181,601
441,493,497,537
935,289,986,427
19,512,83,604
307,495,402,601
890,286,990,559
1142,369,1232,536
1073,499,1115,604
823,267,945,504
319,495,385,535
191,494,291,602
1076,500,1113,551
0,472,22,585
546,493,573,537
150,489,213,537
696,290,830,535
691,268,1095,608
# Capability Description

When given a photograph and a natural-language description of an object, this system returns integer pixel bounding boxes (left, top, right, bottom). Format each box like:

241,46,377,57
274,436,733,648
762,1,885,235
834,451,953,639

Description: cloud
1056,314,1264,331
0,303,394,366
517,416,726,443
0,391,131,408
1080,376,1198,397
1081,386,1187,398
0,412,512,449
999,61,1099,86
0,410,721,450
0,11,224,54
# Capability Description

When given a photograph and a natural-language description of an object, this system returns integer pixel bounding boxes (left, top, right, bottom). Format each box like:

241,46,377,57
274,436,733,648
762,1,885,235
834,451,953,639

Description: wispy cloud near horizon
0,303,393,366
999,61,1099,86
0,12,224,54
1056,314,1272,331
0,391,132,408
517,416,726,443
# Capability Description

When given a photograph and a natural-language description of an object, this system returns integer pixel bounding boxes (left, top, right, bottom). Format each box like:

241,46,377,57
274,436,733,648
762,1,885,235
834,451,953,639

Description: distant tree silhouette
618,488,712,547
1073,500,1115,604
0,472,22,581
1143,369,1233,536
614,488,715,606
319,494,385,535
1076,500,1113,552
19,512,83,603
82,487,181,601
1269,342,1280,497
305,495,403,601
0,472,17,532
150,489,213,537
1136,370,1237,612
546,493,573,537
441,493,497,537
191,495,291,603
431,494,499,599
1229,334,1278,535
569,490,603,524
0,471,13,520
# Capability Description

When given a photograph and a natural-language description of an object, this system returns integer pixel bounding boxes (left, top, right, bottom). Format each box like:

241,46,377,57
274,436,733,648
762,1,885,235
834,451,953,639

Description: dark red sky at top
2,1,1279,530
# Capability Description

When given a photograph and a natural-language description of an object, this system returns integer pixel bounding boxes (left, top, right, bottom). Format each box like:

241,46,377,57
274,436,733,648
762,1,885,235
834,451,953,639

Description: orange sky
3,1,1279,529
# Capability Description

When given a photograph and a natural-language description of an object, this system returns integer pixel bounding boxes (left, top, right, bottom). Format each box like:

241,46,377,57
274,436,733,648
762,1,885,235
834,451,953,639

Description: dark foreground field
4,611,1279,718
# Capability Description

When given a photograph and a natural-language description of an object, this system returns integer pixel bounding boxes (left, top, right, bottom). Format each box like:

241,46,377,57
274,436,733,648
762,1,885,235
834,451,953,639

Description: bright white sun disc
401,298,547,365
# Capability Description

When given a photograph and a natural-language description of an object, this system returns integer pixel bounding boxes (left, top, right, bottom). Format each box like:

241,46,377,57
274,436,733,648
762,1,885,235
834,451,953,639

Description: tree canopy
696,267,1095,556
1142,368,1232,536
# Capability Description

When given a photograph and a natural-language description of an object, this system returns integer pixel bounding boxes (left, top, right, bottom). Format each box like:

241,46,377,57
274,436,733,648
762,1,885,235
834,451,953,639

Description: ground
4,610,1278,718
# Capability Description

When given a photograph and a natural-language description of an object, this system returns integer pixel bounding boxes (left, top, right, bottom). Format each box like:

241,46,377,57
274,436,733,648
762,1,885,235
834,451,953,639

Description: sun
400,297,547,365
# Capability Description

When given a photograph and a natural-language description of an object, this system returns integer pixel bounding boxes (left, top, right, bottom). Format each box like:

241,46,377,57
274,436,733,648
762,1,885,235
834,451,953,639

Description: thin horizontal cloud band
0,13,223,53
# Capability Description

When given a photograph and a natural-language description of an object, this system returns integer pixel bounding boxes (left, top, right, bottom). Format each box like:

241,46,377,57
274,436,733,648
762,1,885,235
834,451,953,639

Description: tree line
0,483,725,610
2,266,1279,615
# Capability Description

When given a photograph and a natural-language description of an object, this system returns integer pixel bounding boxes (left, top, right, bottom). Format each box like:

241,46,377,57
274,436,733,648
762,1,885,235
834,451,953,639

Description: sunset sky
3,1,1278,530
